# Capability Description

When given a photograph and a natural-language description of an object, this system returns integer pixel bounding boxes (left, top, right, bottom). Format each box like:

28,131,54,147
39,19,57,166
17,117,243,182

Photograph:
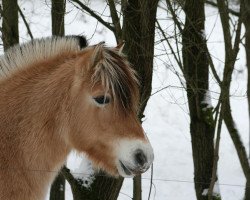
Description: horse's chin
117,160,152,178
116,161,135,178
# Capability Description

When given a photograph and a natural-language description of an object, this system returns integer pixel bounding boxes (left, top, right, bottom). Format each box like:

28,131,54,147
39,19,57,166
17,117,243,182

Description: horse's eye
93,96,110,105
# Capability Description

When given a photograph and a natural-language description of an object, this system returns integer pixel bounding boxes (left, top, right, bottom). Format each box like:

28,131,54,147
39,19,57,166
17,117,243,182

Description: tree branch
107,0,122,42
165,0,183,33
232,5,243,58
206,0,240,17
208,103,222,200
223,98,250,179
205,45,222,85
212,0,250,197
217,0,233,54
156,20,183,71
69,0,115,33
18,5,33,40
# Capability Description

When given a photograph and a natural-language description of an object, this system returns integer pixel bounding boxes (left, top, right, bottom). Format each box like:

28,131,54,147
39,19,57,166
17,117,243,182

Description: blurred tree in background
49,1,66,200
2,0,19,50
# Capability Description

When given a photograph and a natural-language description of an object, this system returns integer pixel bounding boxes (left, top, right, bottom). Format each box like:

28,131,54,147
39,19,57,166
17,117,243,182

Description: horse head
67,42,154,177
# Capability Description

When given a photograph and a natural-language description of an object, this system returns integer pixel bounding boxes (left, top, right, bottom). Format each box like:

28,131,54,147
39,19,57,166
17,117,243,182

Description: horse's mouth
119,161,132,176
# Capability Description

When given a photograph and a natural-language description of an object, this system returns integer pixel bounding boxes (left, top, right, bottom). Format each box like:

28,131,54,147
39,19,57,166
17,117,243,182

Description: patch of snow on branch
200,29,206,40
201,90,213,111
202,182,220,197
71,156,95,188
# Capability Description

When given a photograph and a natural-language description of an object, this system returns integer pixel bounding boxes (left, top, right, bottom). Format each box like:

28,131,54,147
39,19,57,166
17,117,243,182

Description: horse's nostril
135,149,147,167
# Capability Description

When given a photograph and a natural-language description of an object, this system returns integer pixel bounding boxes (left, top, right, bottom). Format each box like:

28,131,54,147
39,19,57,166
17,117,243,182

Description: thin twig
107,0,122,42
206,0,240,17
156,20,184,72
232,7,243,59
18,5,33,40
205,45,222,85
69,0,115,32
208,103,222,200
165,0,183,33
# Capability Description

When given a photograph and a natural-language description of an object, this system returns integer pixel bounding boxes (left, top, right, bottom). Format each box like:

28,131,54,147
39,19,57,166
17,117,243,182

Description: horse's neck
0,54,74,200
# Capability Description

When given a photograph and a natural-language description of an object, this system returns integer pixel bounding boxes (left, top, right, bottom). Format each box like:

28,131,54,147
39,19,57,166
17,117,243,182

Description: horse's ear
90,42,105,67
115,41,125,55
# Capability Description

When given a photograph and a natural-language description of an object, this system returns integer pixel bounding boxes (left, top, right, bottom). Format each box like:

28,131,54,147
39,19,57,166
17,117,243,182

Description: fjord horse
0,36,154,200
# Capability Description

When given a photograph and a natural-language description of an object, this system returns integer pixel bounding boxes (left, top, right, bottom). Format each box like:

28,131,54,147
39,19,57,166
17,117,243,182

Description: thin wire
0,166,248,188
141,177,247,188
119,192,132,199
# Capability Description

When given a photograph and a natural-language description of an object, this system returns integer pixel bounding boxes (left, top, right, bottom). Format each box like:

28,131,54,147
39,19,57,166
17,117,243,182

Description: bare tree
243,1,250,197
213,1,250,199
243,0,250,155
2,0,19,50
182,0,218,199
49,1,66,200
51,0,65,36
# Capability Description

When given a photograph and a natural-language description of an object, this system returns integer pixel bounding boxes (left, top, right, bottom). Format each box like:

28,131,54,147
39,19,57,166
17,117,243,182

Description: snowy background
11,0,248,199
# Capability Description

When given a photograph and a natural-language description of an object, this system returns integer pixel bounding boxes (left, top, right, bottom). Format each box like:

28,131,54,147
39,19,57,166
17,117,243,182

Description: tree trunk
50,172,65,200
133,175,142,200
63,167,123,200
51,0,65,36
123,0,158,119
2,0,19,50
182,0,216,199
243,0,250,156
49,1,66,199
242,1,250,198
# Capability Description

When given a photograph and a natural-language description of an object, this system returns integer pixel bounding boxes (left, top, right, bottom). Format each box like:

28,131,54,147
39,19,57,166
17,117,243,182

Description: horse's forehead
89,83,107,94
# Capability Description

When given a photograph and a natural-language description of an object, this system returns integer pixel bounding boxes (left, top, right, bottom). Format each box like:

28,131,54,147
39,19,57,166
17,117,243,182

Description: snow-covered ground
14,0,248,199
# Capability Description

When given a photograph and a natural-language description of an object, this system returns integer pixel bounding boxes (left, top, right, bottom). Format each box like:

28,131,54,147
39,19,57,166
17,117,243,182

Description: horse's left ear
90,42,105,67
115,41,125,55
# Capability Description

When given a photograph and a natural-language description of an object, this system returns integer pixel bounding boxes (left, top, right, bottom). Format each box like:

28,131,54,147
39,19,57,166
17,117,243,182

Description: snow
202,182,220,197
13,0,249,199
201,29,207,40
67,153,95,188
201,90,213,110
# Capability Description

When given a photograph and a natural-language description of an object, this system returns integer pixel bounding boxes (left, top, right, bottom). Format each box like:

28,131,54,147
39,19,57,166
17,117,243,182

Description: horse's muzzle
116,139,154,177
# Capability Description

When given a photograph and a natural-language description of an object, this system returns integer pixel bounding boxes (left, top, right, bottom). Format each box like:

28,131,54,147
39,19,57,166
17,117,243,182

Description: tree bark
63,167,123,200
243,0,250,198
51,0,65,36
50,172,65,200
182,0,216,199
123,0,159,119
2,0,19,50
133,175,142,200
49,1,66,199
243,0,250,156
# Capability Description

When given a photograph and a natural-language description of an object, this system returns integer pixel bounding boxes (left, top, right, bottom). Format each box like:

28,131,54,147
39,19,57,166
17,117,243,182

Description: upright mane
0,36,87,78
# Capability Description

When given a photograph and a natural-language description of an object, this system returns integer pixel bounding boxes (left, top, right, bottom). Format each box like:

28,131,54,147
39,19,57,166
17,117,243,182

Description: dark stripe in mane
91,44,139,112
65,35,87,49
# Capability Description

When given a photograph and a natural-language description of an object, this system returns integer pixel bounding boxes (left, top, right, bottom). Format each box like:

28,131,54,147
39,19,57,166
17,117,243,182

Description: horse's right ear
90,42,105,68
115,41,125,55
